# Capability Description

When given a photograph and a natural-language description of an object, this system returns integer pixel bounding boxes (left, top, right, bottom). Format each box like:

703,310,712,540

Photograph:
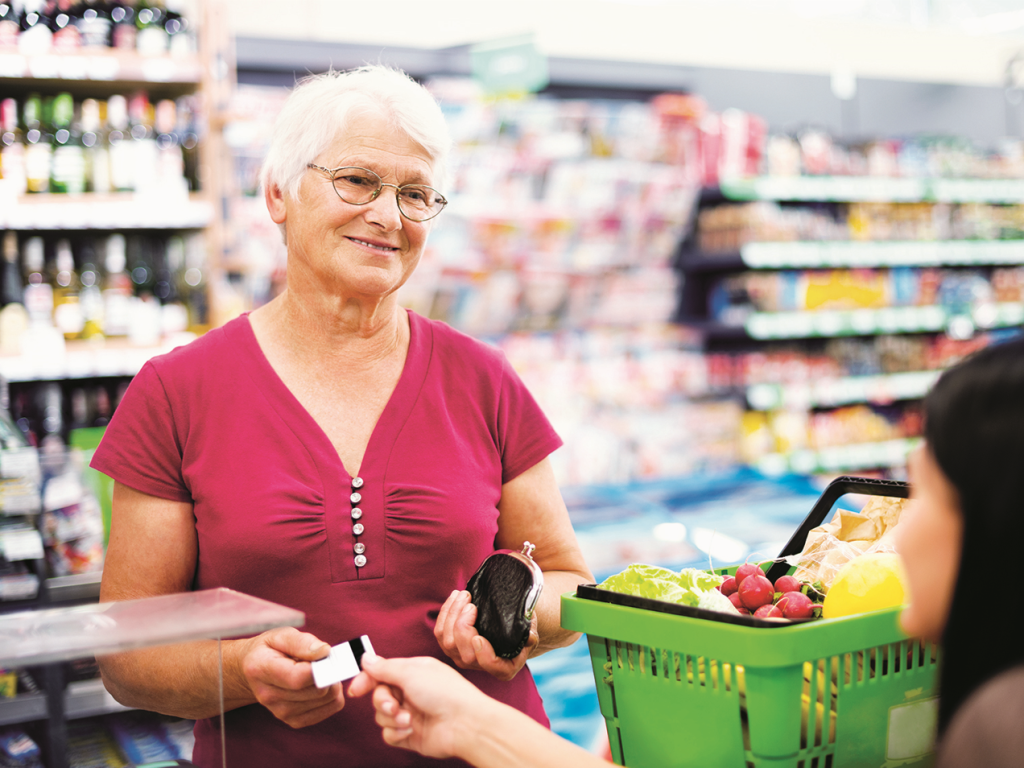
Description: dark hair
924,335,1024,733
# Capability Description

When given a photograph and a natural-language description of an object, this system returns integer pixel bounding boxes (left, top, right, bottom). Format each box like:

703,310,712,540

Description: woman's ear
265,181,288,225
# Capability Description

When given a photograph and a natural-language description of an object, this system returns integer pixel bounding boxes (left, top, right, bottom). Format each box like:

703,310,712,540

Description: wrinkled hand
348,655,484,760
239,627,345,728
433,590,538,682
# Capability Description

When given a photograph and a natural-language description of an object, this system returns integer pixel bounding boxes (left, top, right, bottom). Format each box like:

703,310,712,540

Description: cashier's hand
433,590,538,682
239,627,346,728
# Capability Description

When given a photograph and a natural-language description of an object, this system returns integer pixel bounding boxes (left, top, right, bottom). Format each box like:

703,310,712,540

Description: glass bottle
176,94,200,191
74,0,110,47
128,91,157,194
0,231,30,356
50,92,86,195
18,0,52,54
106,93,134,192
21,234,53,327
80,97,110,193
134,0,165,55
158,233,188,334
77,235,104,339
1,97,27,196
163,0,190,56
108,0,134,50
0,0,20,48
49,0,80,52
22,93,53,194
154,97,184,192
101,232,131,336
50,236,84,339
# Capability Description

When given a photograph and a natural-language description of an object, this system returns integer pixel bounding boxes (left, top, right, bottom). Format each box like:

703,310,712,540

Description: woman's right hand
238,627,346,728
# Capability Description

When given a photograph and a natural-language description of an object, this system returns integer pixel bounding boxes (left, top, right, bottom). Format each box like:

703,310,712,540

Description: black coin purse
465,542,544,660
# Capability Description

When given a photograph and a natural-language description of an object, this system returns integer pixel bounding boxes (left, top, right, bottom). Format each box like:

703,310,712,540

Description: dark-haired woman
896,335,1024,766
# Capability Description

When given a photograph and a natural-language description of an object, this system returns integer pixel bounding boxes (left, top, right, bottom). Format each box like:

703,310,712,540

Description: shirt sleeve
89,361,193,503
496,354,563,485
937,666,1024,768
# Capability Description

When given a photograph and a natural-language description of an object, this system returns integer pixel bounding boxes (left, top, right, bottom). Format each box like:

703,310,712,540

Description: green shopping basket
560,477,938,768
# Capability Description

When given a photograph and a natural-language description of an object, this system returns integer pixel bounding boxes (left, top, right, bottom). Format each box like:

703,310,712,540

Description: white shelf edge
746,370,942,410
0,335,197,383
742,240,1024,269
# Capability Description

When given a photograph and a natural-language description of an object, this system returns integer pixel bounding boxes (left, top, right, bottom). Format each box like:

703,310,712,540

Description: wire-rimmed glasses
306,164,448,222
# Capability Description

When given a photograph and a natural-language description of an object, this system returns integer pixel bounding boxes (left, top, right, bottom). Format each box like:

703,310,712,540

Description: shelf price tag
27,55,60,79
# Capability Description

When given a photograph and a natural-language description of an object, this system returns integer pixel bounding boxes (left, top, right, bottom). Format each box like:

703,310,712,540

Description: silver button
354,542,366,554
352,523,364,536
351,507,362,520
350,492,362,504
352,477,364,489
354,554,367,568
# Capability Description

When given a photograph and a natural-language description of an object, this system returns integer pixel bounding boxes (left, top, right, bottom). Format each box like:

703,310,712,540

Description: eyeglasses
306,164,448,222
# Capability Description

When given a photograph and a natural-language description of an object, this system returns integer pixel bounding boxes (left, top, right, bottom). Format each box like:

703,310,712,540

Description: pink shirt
92,310,562,768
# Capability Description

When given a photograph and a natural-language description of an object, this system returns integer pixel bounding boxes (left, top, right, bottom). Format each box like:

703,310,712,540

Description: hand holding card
311,635,375,689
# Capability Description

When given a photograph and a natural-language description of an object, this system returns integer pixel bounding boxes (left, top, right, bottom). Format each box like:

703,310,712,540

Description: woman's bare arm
98,481,344,725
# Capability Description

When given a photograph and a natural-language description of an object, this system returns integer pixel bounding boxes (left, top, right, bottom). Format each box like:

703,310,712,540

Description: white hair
260,64,452,203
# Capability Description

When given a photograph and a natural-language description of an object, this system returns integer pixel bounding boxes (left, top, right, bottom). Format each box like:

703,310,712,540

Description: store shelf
44,573,103,604
719,176,1024,203
0,335,196,383
756,437,920,476
746,370,942,411
741,240,1024,269
740,302,1023,340
0,679,131,728
0,193,213,230
0,51,202,88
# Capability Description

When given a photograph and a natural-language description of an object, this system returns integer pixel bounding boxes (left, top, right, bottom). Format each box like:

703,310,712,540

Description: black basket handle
764,475,910,584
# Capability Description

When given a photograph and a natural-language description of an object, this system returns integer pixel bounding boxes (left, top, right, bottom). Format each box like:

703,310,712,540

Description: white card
311,635,375,689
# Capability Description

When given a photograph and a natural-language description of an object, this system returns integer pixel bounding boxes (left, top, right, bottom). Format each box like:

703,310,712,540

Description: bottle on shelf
0,0,20,47
155,97,186,195
135,0,167,55
1,231,30,355
50,92,87,195
157,234,188,334
80,97,111,194
177,94,200,192
17,0,52,54
1,97,27,197
49,0,81,52
106,94,134,193
163,0,191,56
22,93,53,194
75,0,112,48
21,235,53,329
77,236,104,340
101,232,132,337
128,91,158,194
109,0,136,50
50,237,84,340
182,230,207,332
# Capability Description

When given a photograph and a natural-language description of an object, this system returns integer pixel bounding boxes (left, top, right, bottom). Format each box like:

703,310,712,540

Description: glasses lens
332,168,381,204
398,186,446,221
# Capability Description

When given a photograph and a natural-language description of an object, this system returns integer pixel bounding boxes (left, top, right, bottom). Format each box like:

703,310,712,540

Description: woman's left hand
433,590,539,681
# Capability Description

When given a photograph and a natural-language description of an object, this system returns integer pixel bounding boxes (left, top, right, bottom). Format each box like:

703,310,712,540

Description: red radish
776,591,815,619
774,575,802,594
735,563,764,587
719,576,738,596
735,606,751,615
728,592,745,611
754,603,784,619
738,575,774,610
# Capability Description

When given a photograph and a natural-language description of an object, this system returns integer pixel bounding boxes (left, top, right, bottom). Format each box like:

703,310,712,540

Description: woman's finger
452,600,479,666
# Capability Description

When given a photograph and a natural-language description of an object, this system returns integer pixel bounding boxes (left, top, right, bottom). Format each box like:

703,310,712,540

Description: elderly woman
91,65,593,768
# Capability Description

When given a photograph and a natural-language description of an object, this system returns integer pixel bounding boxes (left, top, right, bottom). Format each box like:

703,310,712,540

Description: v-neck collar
227,310,433,483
